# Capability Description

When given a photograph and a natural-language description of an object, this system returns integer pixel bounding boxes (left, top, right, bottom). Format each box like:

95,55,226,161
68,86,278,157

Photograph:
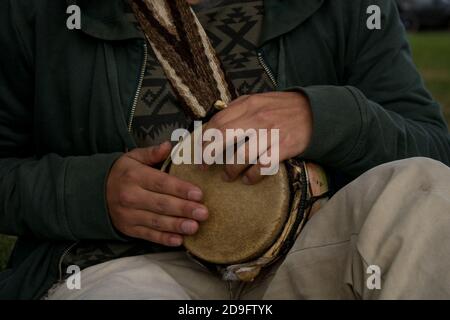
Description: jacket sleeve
0,0,124,240
299,0,450,178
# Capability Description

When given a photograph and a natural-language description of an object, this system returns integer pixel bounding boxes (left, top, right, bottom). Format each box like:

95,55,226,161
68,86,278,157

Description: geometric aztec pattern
130,0,274,147
62,0,275,271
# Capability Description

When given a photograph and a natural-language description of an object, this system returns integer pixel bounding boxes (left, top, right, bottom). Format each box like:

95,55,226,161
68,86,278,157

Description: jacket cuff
286,86,366,166
64,152,125,240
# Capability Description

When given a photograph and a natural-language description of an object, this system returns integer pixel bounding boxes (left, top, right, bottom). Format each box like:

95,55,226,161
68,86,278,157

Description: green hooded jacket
0,0,449,299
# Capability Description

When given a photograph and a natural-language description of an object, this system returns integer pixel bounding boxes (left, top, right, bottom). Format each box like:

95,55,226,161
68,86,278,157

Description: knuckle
152,177,167,193
256,108,273,123
147,146,160,159
174,183,188,199
142,229,157,243
157,233,171,246
180,202,193,218
217,111,228,121
114,212,135,234
280,134,292,148
278,134,288,145
122,169,138,183
211,112,225,125
175,219,185,234
118,190,135,207
115,209,128,223
246,95,259,108
121,225,135,237
153,197,169,214
149,217,163,231
113,156,127,170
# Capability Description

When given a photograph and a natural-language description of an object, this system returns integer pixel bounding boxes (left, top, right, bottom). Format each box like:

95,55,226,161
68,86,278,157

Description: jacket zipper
128,43,148,133
57,240,80,282
53,51,273,285
55,44,149,282
257,51,278,88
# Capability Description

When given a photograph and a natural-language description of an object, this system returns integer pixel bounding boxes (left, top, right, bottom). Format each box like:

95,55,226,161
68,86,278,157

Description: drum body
163,129,329,281
169,162,291,265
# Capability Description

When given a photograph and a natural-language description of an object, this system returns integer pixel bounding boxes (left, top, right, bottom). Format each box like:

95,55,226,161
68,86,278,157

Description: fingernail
192,208,208,221
222,172,231,182
169,236,183,246
181,221,197,234
188,189,203,201
242,175,250,185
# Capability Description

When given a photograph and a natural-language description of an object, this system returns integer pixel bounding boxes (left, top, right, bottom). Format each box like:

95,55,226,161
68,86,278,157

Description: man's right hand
106,142,208,247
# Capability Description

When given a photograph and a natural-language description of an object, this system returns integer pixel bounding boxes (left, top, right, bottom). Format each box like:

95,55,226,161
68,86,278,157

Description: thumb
127,141,172,165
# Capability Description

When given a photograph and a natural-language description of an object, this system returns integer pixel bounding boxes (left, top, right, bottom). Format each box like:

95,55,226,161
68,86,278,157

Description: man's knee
386,157,447,172
363,157,449,192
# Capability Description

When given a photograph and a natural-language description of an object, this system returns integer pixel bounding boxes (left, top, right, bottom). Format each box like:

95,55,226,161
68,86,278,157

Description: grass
408,32,450,125
0,235,16,270
0,33,449,272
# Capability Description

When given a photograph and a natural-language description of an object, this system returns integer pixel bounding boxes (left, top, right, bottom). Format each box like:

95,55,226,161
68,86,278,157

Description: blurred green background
409,32,450,123
0,32,449,272
0,235,15,270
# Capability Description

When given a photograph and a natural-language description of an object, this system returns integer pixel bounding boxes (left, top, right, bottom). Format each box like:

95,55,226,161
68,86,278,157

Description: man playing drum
0,0,449,299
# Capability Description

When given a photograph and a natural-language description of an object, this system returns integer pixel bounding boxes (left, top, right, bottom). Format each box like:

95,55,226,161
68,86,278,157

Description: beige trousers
47,158,450,300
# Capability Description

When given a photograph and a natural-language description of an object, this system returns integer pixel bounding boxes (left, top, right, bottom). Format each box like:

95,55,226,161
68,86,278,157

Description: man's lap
46,158,450,300
249,157,450,299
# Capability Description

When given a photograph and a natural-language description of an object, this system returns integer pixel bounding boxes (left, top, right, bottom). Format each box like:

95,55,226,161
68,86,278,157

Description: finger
132,226,184,247
242,146,285,185
211,93,283,130
207,95,250,129
220,124,274,180
227,94,251,107
223,163,250,182
222,140,257,181
127,141,172,166
242,163,266,185
204,94,282,166
132,209,200,235
134,166,204,202
203,119,263,165
203,95,267,162
204,103,281,163
125,188,208,220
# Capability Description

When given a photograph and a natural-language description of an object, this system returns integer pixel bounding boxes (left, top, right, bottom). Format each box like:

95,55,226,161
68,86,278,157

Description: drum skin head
169,162,290,265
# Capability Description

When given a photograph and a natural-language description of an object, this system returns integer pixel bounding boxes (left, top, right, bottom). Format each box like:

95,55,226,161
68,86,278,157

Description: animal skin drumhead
169,162,290,265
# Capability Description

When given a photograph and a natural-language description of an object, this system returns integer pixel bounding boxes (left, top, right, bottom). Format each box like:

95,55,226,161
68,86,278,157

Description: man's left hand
203,91,313,184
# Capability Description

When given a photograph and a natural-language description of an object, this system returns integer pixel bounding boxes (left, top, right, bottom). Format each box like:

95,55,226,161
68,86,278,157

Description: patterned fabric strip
131,0,235,118
61,0,275,273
